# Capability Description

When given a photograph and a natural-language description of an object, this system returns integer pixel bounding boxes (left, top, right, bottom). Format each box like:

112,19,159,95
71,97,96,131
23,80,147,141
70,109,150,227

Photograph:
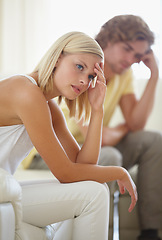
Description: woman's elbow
55,171,74,183
53,164,77,183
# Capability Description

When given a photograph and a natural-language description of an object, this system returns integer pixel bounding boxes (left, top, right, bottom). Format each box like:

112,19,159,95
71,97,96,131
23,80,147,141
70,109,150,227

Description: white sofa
1,167,161,240
0,168,76,240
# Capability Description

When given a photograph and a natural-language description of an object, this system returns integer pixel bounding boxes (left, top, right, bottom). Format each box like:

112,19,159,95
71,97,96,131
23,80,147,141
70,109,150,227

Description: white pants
20,179,109,240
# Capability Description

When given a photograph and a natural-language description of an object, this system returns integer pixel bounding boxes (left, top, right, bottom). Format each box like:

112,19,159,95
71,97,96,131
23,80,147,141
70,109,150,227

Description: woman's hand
88,62,106,112
117,168,138,212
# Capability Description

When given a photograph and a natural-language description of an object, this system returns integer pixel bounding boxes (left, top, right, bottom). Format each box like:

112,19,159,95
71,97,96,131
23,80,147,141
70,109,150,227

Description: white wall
0,0,161,131
0,0,161,78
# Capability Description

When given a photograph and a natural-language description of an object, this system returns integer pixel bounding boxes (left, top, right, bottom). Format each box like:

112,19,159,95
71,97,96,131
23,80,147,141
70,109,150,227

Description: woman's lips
71,85,81,94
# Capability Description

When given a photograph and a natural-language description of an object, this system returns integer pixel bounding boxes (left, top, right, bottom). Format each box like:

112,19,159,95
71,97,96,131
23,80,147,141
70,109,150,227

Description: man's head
95,15,154,49
95,15,155,76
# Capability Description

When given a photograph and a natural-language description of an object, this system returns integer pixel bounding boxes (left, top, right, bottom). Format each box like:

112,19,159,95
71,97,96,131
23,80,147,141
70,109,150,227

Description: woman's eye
88,75,95,81
76,64,84,71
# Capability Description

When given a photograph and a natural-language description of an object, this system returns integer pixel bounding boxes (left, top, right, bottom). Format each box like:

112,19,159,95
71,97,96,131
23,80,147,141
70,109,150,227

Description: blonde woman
0,31,137,240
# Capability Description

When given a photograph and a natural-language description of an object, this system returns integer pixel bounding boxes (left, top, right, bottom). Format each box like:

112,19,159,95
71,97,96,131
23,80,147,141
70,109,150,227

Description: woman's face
52,53,102,100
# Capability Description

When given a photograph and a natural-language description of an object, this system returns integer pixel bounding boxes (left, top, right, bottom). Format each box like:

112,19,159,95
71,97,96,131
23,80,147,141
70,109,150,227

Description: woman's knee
73,182,109,239
83,181,109,208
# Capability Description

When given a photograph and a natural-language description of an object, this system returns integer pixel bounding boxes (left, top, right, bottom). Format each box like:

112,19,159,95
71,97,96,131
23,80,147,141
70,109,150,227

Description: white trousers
20,179,109,240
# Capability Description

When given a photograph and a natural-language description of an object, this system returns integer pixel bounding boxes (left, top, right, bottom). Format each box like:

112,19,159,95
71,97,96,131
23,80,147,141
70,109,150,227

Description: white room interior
0,1,162,240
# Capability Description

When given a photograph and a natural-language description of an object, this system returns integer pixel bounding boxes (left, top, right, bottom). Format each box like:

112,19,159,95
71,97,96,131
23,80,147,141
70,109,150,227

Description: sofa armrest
0,168,22,230
0,202,15,240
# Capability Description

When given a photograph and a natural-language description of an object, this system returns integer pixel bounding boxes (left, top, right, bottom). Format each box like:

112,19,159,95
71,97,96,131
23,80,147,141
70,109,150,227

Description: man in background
62,15,162,240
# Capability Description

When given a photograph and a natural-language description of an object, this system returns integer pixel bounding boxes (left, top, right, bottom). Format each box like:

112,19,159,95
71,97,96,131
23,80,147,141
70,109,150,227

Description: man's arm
120,50,159,131
102,123,129,146
78,120,129,147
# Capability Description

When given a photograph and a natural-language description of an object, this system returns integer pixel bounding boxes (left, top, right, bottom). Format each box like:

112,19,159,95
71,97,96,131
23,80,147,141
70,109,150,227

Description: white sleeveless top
0,75,37,174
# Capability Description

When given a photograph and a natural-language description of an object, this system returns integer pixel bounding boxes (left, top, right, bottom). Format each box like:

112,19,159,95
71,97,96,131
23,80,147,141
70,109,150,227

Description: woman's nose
79,76,89,85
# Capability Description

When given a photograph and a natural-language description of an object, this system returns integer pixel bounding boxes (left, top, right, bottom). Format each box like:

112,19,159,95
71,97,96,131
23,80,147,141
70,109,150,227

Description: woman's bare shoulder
10,75,43,102
0,75,40,95
0,75,46,125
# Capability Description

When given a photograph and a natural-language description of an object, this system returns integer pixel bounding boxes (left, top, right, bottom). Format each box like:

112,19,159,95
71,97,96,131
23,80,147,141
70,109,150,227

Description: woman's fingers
117,174,138,213
129,190,138,212
117,180,125,194
94,63,106,85
128,182,138,212
100,62,104,71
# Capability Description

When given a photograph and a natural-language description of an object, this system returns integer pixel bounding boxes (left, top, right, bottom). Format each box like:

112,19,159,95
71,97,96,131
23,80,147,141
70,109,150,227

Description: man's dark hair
95,15,154,49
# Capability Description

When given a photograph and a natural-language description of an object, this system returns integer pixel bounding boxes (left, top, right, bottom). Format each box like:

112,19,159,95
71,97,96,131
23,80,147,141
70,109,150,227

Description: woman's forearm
76,109,104,164
52,162,137,213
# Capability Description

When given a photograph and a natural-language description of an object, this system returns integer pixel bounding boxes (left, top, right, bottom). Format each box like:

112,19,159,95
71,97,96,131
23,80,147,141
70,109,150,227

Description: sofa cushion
15,222,57,240
0,168,22,230
0,202,15,240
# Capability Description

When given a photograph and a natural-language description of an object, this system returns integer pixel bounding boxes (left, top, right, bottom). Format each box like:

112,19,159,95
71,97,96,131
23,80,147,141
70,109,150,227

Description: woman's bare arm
14,79,137,212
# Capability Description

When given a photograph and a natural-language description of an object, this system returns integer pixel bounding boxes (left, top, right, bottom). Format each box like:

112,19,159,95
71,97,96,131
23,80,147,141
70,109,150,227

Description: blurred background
0,0,161,130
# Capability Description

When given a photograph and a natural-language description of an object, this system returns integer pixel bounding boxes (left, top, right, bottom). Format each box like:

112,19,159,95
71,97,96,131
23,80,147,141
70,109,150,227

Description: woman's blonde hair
34,31,104,123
